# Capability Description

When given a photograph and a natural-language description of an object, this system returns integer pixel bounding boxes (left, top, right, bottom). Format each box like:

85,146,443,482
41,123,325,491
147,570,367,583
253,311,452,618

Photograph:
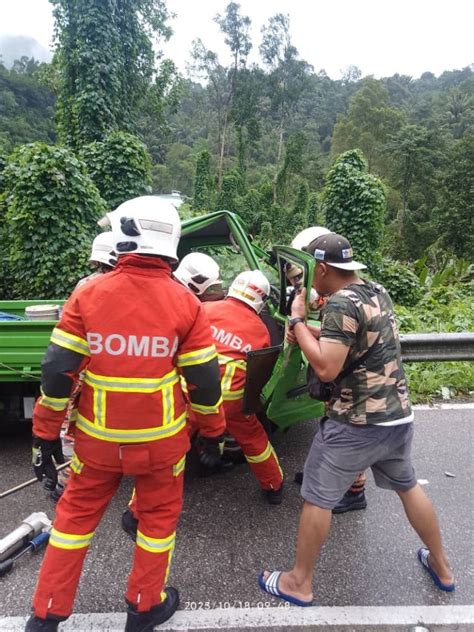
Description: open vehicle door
180,211,283,345
244,245,325,431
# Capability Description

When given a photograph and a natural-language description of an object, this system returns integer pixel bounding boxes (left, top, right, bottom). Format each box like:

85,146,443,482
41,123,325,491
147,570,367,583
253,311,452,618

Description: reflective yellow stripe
221,363,236,394
177,345,217,368
273,446,284,478
76,412,186,443
246,443,282,476
136,530,175,553
49,528,94,550
246,441,273,464
218,354,246,371
173,455,186,477
222,389,244,401
70,453,83,474
39,388,68,412
189,396,223,415
161,384,174,426
51,328,90,356
93,388,106,427
219,356,246,401
84,369,179,393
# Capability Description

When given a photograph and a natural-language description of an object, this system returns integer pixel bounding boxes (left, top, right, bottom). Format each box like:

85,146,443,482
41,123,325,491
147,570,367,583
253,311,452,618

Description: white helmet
100,196,181,262
228,270,270,314
89,232,117,268
291,226,332,251
174,253,221,296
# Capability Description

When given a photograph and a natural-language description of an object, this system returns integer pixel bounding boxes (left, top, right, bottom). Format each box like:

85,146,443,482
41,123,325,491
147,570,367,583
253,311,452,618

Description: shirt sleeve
319,295,360,347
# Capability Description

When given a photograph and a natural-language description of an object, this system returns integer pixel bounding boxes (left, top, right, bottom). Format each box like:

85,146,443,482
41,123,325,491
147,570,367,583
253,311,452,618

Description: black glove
197,434,225,470
32,435,65,491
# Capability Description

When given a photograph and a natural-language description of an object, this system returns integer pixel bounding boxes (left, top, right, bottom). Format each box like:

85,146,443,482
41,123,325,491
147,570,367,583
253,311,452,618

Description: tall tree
384,124,439,233
322,149,386,271
193,150,213,211
214,2,252,187
436,134,474,260
332,78,404,175
260,13,312,200
51,0,172,146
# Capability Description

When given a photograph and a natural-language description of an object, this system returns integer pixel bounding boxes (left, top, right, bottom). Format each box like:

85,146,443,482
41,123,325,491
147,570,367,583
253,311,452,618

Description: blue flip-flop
258,571,313,607
417,548,455,592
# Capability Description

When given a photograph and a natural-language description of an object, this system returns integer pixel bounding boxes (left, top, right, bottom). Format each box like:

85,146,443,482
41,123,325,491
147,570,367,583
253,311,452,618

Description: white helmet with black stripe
99,196,181,262
89,232,117,268
174,253,221,296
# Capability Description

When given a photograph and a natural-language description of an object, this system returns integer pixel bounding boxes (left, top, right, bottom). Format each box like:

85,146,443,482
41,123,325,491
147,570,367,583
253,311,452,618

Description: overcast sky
1,0,472,79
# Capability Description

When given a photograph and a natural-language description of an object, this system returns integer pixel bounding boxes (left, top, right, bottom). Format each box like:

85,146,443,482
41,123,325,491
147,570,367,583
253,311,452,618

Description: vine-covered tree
51,0,173,146
2,143,106,298
292,180,309,232
193,150,213,211
322,149,386,271
81,132,152,209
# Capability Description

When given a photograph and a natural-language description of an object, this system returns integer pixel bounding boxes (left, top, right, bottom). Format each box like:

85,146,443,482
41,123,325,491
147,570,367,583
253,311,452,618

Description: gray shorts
301,417,417,509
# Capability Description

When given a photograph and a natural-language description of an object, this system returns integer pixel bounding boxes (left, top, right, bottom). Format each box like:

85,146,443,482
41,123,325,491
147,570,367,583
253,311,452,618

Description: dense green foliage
436,134,474,261
396,284,474,401
374,259,422,307
81,132,152,209
1,143,105,298
0,60,55,149
193,150,213,211
0,2,472,402
323,150,385,271
51,0,172,146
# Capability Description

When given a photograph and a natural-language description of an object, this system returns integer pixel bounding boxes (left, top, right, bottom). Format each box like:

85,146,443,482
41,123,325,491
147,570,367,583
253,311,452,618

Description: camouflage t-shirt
320,280,412,425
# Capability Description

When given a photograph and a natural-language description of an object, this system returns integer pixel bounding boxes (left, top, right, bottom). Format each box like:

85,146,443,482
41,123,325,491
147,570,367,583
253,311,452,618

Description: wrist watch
289,317,305,331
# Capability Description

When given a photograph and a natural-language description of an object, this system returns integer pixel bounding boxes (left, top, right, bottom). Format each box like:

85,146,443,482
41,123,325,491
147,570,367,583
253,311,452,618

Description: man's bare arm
293,323,349,382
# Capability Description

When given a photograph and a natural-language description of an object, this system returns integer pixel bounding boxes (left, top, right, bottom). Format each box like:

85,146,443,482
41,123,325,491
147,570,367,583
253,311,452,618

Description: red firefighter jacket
33,255,225,471
203,298,270,402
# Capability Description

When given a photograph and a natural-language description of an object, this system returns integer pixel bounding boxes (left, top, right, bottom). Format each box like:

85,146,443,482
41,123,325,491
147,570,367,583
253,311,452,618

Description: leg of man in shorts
261,418,454,604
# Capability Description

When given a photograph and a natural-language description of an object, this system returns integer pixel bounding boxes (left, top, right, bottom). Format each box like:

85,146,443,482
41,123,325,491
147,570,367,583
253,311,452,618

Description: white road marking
414,403,474,410
2,605,474,631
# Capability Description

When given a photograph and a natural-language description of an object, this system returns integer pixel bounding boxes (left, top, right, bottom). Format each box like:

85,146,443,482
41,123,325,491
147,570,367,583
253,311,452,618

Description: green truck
0,211,324,429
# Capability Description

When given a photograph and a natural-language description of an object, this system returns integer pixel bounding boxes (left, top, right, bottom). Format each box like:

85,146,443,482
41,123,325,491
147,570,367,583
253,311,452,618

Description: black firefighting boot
121,508,139,542
25,615,66,631
125,587,179,632
264,482,284,505
332,490,367,514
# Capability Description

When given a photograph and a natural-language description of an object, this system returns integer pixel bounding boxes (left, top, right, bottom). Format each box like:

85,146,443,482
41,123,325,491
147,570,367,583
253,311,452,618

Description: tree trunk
273,119,284,203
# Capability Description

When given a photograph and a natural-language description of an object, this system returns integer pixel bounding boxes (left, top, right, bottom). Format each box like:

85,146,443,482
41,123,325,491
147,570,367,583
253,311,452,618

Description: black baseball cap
305,233,367,271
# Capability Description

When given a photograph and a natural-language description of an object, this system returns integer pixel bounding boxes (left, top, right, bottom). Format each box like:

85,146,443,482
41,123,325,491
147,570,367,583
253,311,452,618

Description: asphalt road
0,408,472,630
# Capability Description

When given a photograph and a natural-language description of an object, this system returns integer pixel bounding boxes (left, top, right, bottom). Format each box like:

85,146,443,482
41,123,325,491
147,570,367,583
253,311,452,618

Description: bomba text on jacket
87,333,179,357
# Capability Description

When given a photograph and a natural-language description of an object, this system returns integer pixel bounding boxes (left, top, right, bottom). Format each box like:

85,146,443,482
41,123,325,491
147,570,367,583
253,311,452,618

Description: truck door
243,246,325,431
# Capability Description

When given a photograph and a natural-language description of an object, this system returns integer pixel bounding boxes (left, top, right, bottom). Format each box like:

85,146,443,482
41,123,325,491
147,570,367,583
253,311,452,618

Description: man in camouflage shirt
259,233,454,607
321,280,412,425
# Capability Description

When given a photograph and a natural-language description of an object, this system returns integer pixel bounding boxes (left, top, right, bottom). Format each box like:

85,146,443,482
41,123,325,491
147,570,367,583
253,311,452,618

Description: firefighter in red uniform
203,270,284,504
25,196,226,632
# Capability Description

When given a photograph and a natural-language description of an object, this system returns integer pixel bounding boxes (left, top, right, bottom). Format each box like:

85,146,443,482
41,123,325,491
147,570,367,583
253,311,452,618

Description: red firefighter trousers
33,457,184,619
223,399,283,491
